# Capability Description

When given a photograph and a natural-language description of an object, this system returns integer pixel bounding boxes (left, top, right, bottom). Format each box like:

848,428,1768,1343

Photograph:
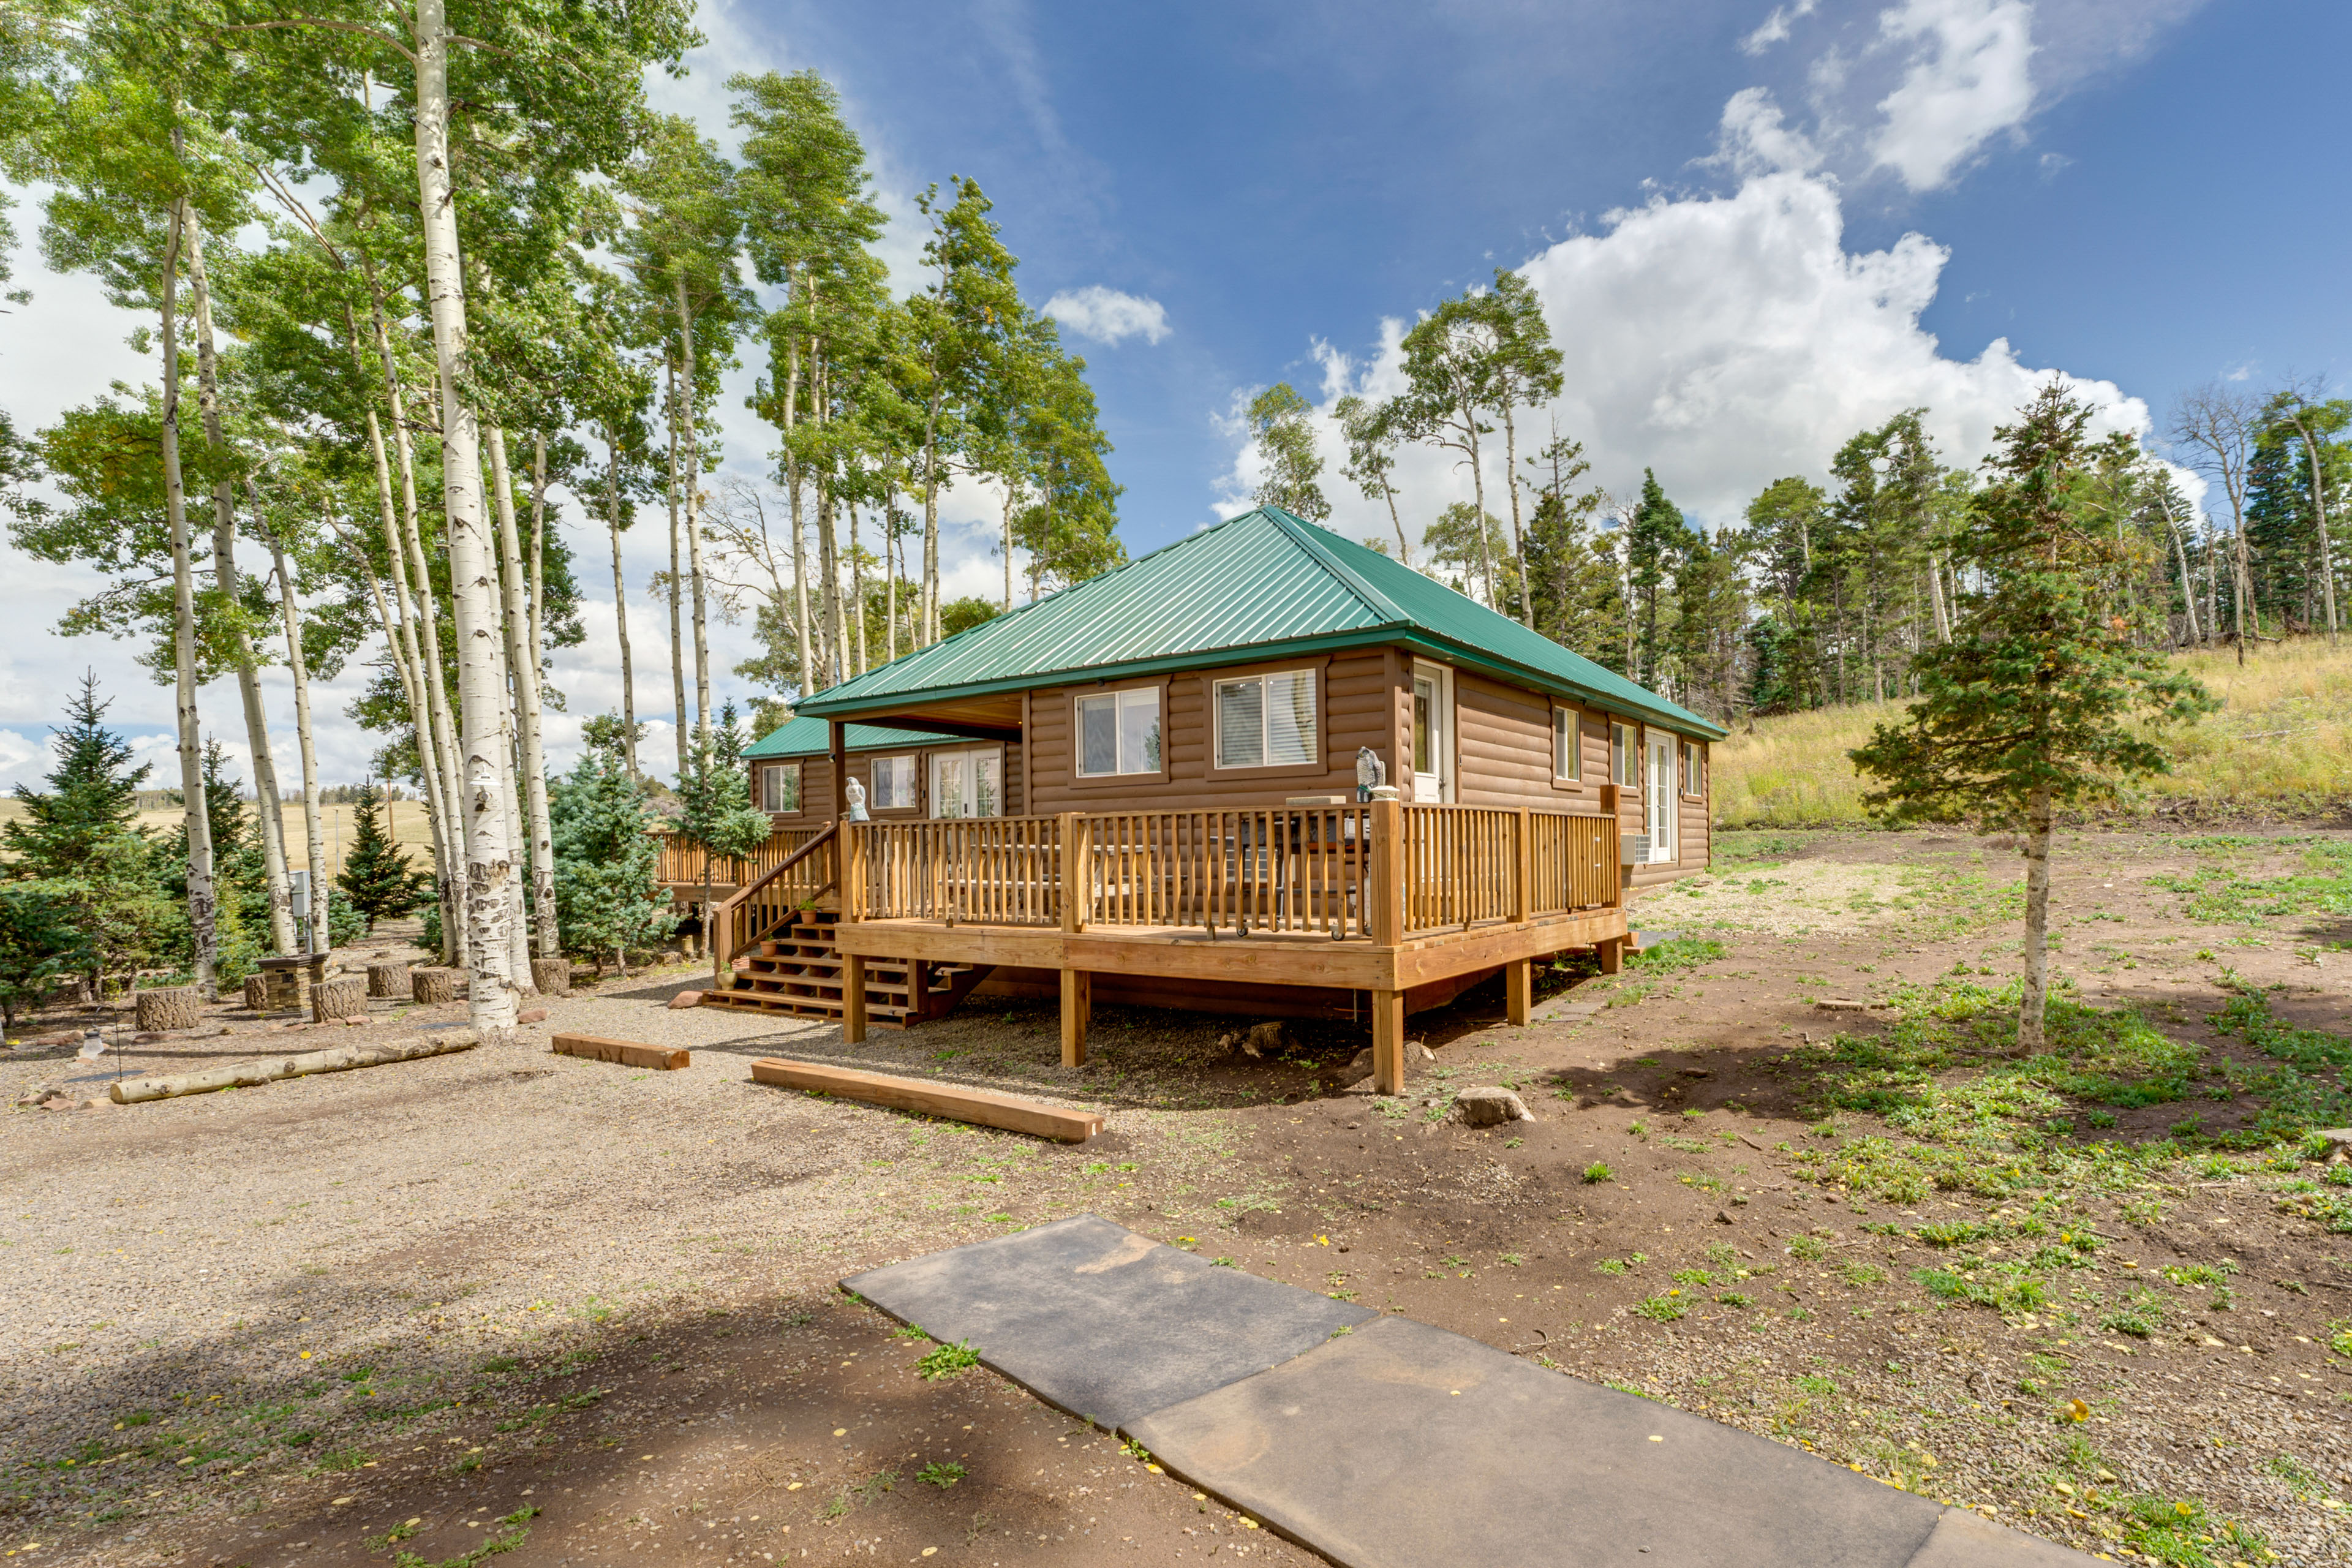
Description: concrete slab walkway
845,1215,2093,1568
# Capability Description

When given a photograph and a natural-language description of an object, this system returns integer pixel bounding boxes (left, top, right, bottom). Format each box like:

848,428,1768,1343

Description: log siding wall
750,744,1025,826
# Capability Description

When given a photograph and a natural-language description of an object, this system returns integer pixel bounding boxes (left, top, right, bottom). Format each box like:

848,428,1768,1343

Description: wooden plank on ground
552,1033,690,1071
748,1057,1104,1143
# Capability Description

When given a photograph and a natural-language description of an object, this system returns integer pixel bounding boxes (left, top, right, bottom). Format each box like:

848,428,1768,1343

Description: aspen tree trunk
2171,516,2201,644
360,405,458,962
484,423,548,973
2018,783,2054,1057
780,322,815,690
160,194,217,999
364,263,466,966
412,0,520,1038
1461,407,1494,609
920,378,943,646
884,479,899,665
2203,516,2220,646
849,498,865,677
184,214,296,955
814,345,845,685
1381,479,1409,567
1926,556,1952,643
345,522,450,935
484,430,537,988
664,356,688,777
676,278,712,741
1500,405,1531,628
525,435,558,957
266,510,328,951
2291,414,2340,645
601,426,639,780
1001,485,1014,611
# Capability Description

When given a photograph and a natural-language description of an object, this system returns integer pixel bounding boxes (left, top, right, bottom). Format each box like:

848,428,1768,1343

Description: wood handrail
713,823,838,920
713,823,839,976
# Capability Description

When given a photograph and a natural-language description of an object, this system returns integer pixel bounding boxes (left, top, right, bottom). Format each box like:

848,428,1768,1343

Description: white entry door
1411,664,1451,802
1647,732,1676,864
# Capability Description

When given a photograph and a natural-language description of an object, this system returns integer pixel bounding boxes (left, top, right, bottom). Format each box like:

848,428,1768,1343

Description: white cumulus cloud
1869,0,2037,192
1042,285,1171,347
1740,0,1820,56
1713,87,1823,178
1223,168,2148,546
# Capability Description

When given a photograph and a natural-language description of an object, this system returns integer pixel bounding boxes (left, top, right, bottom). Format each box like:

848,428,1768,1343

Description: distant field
0,797,439,880
1713,635,2352,827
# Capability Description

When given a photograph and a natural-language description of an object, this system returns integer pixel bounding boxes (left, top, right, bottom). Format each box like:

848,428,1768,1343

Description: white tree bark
184,212,296,954
1499,404,1531,628
160,195,217,998
412,0,519,1038
525,434,558,958
365,263,467,967
676,277,712,742
2018,784,2052,1056
663,355,688,776
484,428,538,988
266,507,328,951
602,424,640,780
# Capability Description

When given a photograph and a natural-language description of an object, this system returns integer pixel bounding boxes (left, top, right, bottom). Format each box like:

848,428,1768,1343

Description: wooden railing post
1370,799,1403,948
1512,808,1531,925
1058,812,1085,933
840,824,864,923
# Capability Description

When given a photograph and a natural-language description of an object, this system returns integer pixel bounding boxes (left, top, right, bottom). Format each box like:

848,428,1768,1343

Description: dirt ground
3,826,2350,1568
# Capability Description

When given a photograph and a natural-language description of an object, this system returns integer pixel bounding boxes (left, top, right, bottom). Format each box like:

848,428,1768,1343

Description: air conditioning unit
1619,833,1650,867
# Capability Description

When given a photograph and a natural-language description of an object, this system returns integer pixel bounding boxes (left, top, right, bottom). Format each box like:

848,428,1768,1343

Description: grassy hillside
1714,636,2352,827
0,797,440,880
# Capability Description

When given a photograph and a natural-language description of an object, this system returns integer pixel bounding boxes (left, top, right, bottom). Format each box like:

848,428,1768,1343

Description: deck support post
842,952,868,1042
829,720,848,827
1370,989,1405,1095
1060,968,1090,1067
1370,799,1404,948
1596,936,1623,974
1505,959,1532,1026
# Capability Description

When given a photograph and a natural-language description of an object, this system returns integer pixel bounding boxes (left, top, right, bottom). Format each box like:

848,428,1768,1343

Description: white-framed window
1682,741,1704,795
1552,707,1581,782
929,748,1003,819
1077,687,1161,777
759,762,801,813
1213,668,1317,769
869,754,917,811
1611,722,1637,788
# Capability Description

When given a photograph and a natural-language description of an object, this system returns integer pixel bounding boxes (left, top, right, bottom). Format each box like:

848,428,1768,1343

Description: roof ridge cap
1261,509,1406,626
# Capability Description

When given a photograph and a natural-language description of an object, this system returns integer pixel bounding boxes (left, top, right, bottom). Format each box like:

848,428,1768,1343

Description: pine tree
336,782,431,932
549,750,677,978
676,700,775,982
1627,470,1691,688
1,671,174,998
1852,385,2214,1053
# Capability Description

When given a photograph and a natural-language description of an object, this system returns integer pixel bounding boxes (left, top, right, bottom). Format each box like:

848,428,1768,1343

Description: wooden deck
665,801,1626,1094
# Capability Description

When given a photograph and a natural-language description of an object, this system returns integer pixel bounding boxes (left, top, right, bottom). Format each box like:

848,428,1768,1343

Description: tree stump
134,987,200,1033
410,967,458,1005
530,957,571,997
313,977,368,1023
242,976,271,1012
366,961,410,1000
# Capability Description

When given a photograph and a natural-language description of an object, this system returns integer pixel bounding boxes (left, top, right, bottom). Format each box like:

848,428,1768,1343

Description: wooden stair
699,908,993,1029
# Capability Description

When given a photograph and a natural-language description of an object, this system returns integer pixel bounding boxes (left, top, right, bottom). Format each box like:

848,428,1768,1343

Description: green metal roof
743,715,966,760
794,507,1728,740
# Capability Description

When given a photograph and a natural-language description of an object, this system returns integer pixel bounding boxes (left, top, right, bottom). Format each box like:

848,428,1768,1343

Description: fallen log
551,1033,688,1071
108,1031,479,1104
748,1057,1105,1142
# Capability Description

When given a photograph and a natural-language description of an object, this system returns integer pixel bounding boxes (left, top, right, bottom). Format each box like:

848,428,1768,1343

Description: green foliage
1581,1161,1614,1184
1626,935,1727,974
1,670,176,996
914,1340,979,1380
1633,1294,1689,1322
916,1460,965,1488
334,782,429,930
1244,382,1327,522
0,886,80,1028
549,751,677,971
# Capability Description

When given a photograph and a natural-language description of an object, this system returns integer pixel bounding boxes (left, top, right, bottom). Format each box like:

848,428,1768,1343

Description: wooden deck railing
834,801,1618,942
710,824,839,974
655,826,827,890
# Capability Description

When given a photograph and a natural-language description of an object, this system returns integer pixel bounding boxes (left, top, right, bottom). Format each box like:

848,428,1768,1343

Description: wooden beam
1370,798,1404,948
749,1057,1105,1142
1505,958,1532,1026
829,720,848,826
1596,935,1623,974
1060,968,1090,1068
1370,989,1405,1095
842,952,869,1042
552,1033,690,1071
840,714,1023,744
1512,808,1531,925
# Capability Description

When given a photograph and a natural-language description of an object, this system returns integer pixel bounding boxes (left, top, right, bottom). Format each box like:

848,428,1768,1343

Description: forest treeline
0,2,1120,1033
1251,353,2347,726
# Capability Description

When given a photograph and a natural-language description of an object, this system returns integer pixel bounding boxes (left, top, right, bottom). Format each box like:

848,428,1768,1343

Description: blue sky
4,0,2343,789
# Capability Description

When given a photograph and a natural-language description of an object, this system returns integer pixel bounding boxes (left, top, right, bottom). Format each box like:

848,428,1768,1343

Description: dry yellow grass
1714,636,2352,827
0,796,439,880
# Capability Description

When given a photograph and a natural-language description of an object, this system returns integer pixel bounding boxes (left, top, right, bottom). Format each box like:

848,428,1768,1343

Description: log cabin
659,506,1725,1093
